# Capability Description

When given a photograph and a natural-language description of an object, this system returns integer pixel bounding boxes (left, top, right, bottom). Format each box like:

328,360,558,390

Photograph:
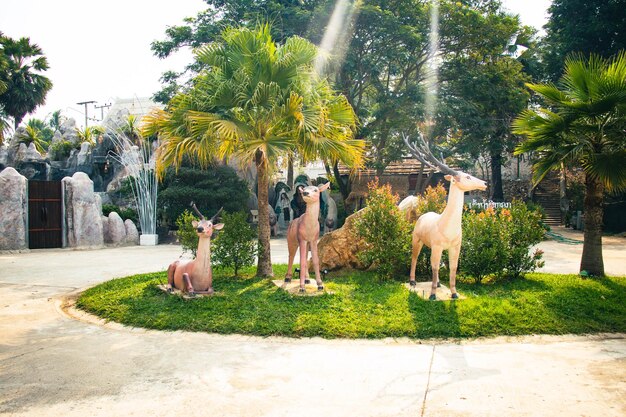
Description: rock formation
62,172,104,248
124,219,139,245
104,211,126,245
0,168,28,250
315,209,370,271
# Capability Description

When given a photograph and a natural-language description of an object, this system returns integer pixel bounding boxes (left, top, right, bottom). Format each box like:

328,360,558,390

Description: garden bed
77,266,626,339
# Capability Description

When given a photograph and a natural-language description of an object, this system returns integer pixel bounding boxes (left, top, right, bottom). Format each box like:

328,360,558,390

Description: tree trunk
580,174,604,276
332,161,350,200
332,161,352,213
415,162,426,195
255,150,273,277
287,152,294,190
14,115,24,130
490,151,504,201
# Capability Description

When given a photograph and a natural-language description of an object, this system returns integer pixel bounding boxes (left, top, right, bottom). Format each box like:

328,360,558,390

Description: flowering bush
460,201,545,282
414,183,448,218
354,180,412,280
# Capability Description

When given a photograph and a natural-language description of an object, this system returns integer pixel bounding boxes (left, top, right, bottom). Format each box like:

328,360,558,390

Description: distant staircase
533,172,562,226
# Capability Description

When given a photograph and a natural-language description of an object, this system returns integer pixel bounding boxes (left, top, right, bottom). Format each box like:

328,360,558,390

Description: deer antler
210,207,223,224
402,132,458,176
190,201,205,220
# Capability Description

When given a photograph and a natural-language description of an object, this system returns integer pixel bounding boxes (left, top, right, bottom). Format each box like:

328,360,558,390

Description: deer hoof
298,287,306,293
437,281,441,288
317,285,324,291
451,293,459,300
304,279,311,284
284,277,292,283
188,291,197,298
429,294,437,301
166,286,173,293
409,280,416,287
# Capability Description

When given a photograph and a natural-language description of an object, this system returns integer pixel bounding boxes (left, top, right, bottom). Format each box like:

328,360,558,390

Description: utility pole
76,100,96,128
94,102,112,121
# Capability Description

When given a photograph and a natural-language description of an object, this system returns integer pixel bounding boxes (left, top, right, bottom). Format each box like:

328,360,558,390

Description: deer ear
213,223,224,230
192,220,199,228
444,175,453,182
318,182,330,192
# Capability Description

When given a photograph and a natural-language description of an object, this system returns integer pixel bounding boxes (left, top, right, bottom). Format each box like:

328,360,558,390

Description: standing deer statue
285,182,331,292
403,133,487,300
166,203,223,296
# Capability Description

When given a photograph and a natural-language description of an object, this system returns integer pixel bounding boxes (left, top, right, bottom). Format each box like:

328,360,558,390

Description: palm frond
581,151,626,193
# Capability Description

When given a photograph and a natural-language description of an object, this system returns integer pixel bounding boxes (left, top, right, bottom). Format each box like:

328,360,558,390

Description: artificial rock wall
63,172,104,248
0,168,28,251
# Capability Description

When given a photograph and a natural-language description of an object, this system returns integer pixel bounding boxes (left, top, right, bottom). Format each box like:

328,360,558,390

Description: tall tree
47,110,65,133
442,52,531,200
144,24,364,276
513,53,626,277
0,34,53,128
543,0,626,81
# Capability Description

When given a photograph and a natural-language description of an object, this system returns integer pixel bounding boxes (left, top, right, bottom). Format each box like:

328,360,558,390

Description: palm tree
513,52,626,277
15,122,46,154
75,125,105,146
143,24,364,276
0,34,53,128
47,110,65,133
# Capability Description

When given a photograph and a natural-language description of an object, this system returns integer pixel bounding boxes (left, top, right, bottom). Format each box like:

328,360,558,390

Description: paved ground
1,229,625,416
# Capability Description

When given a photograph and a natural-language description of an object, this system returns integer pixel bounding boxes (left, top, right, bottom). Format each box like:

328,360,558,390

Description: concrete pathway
1,233,625,417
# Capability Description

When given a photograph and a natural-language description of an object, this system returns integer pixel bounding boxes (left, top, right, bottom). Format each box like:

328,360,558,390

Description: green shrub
159,164,250,227
354,180,412,280
413,183,448,219
176,210,199,256
460,207,509,283
504,202,546,278
461,201,545,282
48,140,75,160
212,211,257,276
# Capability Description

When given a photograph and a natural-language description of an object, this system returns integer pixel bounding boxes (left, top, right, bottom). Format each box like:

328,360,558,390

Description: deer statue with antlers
284,182,331,292
166,203,223,296
403,133,487,300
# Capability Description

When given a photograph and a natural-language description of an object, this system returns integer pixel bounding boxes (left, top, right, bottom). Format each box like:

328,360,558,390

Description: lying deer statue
166,203,223,296
404,133,487,300
285,182,331,292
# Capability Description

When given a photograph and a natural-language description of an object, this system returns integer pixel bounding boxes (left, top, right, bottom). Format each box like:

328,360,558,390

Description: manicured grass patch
77,267,626,339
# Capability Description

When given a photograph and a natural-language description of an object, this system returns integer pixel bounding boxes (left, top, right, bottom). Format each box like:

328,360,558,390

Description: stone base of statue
157,284,218,299
140,234,159,246
404,281,465,301
271,280,332,296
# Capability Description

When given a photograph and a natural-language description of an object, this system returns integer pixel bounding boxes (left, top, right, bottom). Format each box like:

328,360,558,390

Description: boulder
63,172,104,248
76,142,92,167
0,168,28,250
24,143,44,161
102,215,109,242
315,209,370,271
104,211,126,245
124,219,139,245
0,144,8,166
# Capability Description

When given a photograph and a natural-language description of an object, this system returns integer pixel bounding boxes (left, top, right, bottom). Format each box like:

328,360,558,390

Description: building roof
338,158,456,176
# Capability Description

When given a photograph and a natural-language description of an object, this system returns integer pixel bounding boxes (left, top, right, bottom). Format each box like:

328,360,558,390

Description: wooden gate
28,181,63,249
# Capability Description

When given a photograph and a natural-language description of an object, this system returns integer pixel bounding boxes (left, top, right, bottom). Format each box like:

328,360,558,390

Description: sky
1,0,551,128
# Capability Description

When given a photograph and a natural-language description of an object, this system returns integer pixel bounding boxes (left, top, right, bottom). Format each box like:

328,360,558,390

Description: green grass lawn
77,266,626,339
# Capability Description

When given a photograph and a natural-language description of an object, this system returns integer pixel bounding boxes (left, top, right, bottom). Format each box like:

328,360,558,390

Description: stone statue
284,182,331,292
166,203,223,296
404,134,487,300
